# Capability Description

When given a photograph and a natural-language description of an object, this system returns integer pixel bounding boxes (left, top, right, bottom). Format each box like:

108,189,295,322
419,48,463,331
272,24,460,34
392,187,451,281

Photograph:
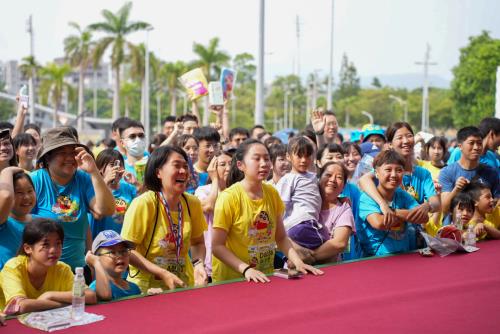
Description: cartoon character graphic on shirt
52,195,79,222
157,224,187,282
111,198,128,224
248,211,275,270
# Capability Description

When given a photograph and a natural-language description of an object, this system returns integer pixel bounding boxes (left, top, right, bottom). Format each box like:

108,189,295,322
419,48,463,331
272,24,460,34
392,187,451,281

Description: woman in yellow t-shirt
212,139,323,283
122,145,208,292
0,219,96,314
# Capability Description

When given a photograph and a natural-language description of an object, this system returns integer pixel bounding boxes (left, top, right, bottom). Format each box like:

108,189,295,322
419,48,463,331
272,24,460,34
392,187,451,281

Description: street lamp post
255,0,265,125
327,0,334,111
361,110,374,124
389,94,408,123
144,26,153,144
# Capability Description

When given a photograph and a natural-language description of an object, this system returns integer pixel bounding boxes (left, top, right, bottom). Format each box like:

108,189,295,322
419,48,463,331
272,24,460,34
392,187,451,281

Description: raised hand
311,108,326,134
75,147,98,174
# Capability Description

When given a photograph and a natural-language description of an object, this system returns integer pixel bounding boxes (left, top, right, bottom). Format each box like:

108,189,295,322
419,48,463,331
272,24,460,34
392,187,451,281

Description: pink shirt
319,200,356,238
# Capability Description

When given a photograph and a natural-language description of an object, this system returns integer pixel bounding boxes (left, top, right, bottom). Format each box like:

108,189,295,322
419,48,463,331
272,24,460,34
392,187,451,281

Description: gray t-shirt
275,171,322,230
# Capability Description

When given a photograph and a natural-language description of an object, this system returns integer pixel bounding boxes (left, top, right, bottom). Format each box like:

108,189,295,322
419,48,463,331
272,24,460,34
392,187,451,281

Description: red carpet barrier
5,240,500,333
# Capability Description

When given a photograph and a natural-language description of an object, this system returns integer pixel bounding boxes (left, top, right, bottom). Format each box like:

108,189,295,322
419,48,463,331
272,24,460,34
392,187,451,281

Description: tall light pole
416,44,437,131
26,15,36,124
389,94,408,123
361,111,374,124
144,26,153,144
327,0,335,111
255,0,265,125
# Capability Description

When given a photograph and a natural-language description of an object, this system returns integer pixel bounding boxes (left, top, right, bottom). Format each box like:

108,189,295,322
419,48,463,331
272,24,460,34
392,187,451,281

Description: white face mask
125,137,146,158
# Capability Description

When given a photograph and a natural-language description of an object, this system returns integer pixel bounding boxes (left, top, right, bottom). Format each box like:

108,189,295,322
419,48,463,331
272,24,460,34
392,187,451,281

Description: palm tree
161,61,188,116
18,56,41,123
193,37,230,125
64,22,94,132
120,81,139,118
89,2,151,120
39,63,73,127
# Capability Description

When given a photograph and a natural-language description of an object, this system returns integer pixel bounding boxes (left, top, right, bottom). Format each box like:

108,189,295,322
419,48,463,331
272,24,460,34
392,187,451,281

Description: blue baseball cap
92,230,135,253
362,124,385,142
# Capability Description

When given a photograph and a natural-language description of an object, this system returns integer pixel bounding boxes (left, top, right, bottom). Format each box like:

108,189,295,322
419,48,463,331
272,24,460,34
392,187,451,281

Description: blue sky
1,0,499,85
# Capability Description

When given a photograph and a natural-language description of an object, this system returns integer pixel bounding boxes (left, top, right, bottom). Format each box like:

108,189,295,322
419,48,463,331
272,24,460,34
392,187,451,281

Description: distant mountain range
360,73,451,90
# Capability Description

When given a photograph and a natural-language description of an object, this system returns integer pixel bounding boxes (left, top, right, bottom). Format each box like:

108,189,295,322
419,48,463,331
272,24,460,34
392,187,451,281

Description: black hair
424,136,447,160
25,123,41,136
336,133,344,143
324,110,337,117
263,136,282,148
250,125,265,137
456,126,483,144
95,148,124,172
144,145,189,192
112,117,133,132
372,149,406,168
18,219,64,256
227,139,268,188
177,114,198,124
269,143,287,165
118,120,144,137
316,143,345,161
287,136,314,158
478,117,500,137
385,122,414,143
163,115,177,124
229,127,250,141
450,192,475,214
297,129,317,148
13,171,35,191
317,161,349,185
257,131,270,141
173,134,199,148
193,126,221,143
342,142,362,156
13,133,36,151
101,138,117,149
463,181,491,202
0,122,14,131
149,133,167,153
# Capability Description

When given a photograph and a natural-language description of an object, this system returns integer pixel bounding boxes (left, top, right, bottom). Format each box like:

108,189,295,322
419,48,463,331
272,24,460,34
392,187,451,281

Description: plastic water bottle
464,225,476,247
71,267,85,320
19,85,29,109
454,213,463,231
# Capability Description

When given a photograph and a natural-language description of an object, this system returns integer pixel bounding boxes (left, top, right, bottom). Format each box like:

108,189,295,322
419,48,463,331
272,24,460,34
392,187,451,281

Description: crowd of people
0,97,498,322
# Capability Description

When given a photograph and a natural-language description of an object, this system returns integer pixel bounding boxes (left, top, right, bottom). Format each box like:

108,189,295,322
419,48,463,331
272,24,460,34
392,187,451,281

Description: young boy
464,183,500,240
86,230,141,301
193,127,221,187
276,136,324,249
268,144,291,186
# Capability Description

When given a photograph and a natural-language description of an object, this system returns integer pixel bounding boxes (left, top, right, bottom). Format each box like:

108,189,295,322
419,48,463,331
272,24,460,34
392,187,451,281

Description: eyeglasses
98,249,131,258
124,133,145,140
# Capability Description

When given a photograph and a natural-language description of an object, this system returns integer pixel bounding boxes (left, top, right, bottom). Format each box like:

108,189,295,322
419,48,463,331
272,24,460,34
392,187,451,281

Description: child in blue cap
86,230,141,301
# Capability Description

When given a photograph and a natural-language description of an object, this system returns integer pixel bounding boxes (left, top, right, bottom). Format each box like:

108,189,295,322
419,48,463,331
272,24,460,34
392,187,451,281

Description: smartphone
273,268,303,279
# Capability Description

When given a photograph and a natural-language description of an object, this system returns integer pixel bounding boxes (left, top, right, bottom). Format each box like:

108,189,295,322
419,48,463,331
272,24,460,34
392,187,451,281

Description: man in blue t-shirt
447,117,500,171
440,126,500,217
31,127,115,270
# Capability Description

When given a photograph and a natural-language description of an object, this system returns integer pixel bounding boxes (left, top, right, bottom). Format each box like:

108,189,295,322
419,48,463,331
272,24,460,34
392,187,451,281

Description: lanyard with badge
157,191,184,266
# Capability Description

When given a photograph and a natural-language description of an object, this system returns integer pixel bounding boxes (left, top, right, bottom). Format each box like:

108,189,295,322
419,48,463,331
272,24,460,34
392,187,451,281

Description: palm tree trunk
112,66,120,120
125,99,130,117
170,91,177,116
77,65,85,132
53,98,59,128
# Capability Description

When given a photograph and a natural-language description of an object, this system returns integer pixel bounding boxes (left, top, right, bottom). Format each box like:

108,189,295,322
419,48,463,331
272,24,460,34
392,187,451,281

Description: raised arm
0,167,23,224
12,97,27,138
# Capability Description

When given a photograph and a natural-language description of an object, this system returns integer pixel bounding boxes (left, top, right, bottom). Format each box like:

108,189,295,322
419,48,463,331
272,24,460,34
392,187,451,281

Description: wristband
242,265,252,277
192,258,203,267
315,130,324,136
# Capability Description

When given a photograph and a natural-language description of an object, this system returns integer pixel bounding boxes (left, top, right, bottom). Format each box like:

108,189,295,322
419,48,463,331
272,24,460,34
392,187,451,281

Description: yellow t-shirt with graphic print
212,182,285,283
469,206,500,240
0,255,73,311
121,191,207,292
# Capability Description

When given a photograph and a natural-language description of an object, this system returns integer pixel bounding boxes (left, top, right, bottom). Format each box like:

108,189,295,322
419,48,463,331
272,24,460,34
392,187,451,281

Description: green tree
193,37,230,125
161,61,188,117
0,81,16,121
451,31,500,127
39,63,73,127
335,53,360,100
89,1,151,120
64,22,95,131
372,77,382,88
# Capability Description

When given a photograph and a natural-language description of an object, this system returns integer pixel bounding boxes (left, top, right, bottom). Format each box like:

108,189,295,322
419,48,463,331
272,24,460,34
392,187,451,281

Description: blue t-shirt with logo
447,148,500,171
358,188,419,256
31,169,95,269
439,162,500,197
0,217,25,270
89,180,137,239
341,182,362,260
89,280,141,300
